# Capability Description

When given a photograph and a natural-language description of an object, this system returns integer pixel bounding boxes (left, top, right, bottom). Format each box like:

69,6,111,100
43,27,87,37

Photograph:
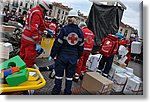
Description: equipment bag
99,34,119,57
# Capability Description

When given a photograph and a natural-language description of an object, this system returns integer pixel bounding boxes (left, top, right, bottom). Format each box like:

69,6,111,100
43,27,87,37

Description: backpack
99,34,119,57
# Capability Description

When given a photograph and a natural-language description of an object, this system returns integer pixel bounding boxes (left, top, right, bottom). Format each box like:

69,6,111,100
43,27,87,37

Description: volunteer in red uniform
48,18,58,38
73,22,94,82
19,0,52,67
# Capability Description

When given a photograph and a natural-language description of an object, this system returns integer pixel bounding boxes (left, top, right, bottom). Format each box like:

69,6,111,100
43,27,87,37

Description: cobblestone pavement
33,58,143,95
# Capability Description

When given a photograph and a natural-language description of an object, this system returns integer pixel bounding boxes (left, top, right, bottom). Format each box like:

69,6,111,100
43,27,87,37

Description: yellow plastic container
38,38,55,58
41,38,55,49
0,68,46,93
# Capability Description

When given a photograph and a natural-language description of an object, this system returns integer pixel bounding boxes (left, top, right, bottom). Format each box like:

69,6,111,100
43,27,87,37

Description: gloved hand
48,56,53,61
36,44,41,51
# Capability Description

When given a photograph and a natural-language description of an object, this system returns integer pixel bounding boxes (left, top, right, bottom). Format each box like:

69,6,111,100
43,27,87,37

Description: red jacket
81,27,94,53
22,6,46,44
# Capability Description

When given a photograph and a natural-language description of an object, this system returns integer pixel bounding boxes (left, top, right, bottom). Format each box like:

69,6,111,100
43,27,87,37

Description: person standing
97,33,123,77
48,11,84,95
73,22,94,82
19,0,52,67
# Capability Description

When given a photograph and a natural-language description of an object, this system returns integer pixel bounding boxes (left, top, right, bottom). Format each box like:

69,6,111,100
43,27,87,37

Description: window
57,14,59,19
30,5,32,9
124,30,128,34
65,12,68,15
20,2,23,6
25,3,28,8
19,9,21,12
58,9,61,14
120,29,123,33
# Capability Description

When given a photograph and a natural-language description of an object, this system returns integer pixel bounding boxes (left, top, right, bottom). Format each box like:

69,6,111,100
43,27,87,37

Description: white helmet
67,10,79,18
38,0,52,11
130,34,135,38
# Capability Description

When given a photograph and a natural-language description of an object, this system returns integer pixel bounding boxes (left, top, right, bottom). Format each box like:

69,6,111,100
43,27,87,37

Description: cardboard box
118,45,129,57
108,63,126,79
123,77,143,95
86,54,92,69
2,25,16,33
3,42,14,52
82,72,113,94
0,43,9,60
131,41,142,54
112,84,124,92
87,54,102,71
125,67,134,74
113,60,126,68
112,73,127,92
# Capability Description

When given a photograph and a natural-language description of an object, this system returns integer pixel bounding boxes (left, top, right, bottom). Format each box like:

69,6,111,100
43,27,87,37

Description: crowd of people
1,0,138,95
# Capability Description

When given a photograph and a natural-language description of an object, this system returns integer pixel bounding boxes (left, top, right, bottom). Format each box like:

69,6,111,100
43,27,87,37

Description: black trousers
98,55,114,74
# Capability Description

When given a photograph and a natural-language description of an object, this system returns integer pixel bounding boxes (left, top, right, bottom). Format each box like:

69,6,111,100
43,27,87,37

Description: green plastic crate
6,69,29,86
0,55,26,70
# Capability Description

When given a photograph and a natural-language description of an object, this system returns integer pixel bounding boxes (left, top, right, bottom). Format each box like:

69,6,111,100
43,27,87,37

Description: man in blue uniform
48,11,84,95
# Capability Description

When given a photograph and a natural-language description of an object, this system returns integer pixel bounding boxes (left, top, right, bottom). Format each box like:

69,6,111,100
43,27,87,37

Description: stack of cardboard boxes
109,63,143,95
84,54,143,95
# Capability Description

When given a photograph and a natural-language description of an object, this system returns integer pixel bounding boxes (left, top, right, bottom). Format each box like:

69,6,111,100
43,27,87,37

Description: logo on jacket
85,36,93,44
67,33,79,45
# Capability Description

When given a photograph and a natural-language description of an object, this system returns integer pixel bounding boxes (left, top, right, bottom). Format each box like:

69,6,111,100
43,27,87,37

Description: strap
28,10,40,30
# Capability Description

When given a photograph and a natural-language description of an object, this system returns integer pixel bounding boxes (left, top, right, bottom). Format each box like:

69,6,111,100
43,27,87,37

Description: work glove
36,44,41,51
49,69,55,79
48,56,53,61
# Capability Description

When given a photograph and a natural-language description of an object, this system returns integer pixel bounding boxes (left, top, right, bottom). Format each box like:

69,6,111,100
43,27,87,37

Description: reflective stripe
74,77,79,79
63,36,67,40
58,38,63,44
32,36,38,39
66,77,73,81
79,42,84,46
84,48,92,51
64,36,82,42
55,76,63,79
25,26,43,35
28,10,40,30
22,34,35,43
47,66,49,70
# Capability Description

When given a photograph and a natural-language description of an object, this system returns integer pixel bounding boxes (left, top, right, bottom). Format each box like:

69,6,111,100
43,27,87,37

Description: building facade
50,2,72,23
118,22,138,39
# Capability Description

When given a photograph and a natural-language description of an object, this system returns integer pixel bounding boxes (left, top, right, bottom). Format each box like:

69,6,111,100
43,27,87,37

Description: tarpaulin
87,3,124,48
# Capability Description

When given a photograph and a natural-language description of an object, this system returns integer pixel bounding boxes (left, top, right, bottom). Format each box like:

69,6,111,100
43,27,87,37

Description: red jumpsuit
48,22,57,38
76,26,94,76
19,6,46,67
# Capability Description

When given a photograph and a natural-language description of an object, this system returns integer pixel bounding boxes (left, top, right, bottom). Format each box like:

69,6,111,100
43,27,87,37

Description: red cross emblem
85,36,93,44
67,33,79,45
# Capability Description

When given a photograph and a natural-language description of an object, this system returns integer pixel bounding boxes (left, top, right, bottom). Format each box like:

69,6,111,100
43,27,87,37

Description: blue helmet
115,33,124,39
